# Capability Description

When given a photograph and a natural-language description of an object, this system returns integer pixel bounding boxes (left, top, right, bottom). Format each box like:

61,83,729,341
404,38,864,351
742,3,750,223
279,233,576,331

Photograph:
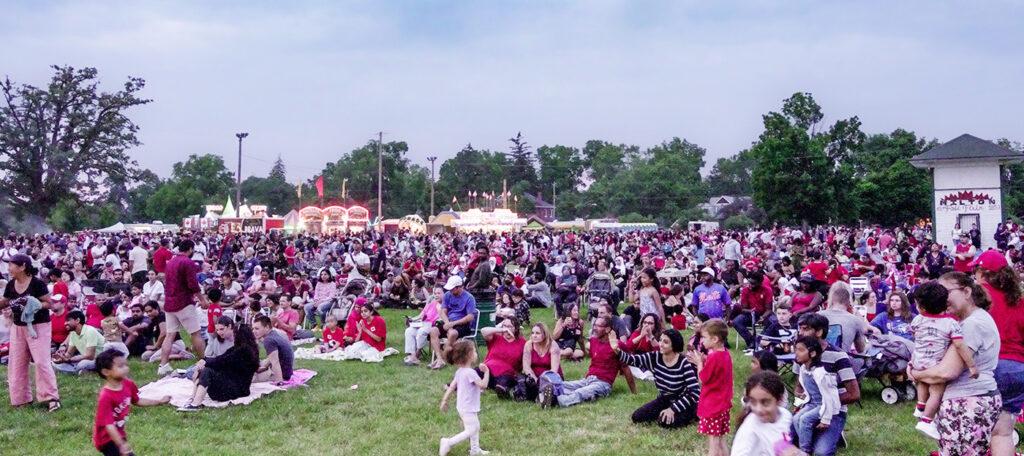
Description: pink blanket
138,369,317,408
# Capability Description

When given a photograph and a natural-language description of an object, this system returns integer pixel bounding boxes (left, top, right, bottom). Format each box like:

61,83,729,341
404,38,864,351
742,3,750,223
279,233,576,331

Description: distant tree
706,149,756,196
998,139,1024,218
723,214,755,230
506,132,537,192
850,130,935,225
436,144,508,210
0,66,150,218
145,154,234,223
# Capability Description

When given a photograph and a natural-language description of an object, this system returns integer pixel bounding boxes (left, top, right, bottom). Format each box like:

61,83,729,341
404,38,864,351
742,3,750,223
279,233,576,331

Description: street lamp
427,156,437,218
235,132,249,206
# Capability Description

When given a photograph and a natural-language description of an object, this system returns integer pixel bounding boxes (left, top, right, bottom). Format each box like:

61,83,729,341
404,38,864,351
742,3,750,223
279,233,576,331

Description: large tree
0,66,150,218
240,156,298,215
751,92,864,225
145,154,234,223
706,149,756,196
505,132,537,192
436,144,508,210
850,129,936,225
318,140,428,218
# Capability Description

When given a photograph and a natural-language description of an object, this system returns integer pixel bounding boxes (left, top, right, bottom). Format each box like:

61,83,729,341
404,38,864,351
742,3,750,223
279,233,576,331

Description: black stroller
853,332,916,404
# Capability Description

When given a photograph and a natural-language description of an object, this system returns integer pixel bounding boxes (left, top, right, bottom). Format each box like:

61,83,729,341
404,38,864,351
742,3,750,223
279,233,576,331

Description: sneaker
537,383,555,409
913,408,924,419
916,420,940,440
439,437,452,456
743,348,755,356
157,363,174,377
176,404,201,412
839,430,848,448
469,449,491,456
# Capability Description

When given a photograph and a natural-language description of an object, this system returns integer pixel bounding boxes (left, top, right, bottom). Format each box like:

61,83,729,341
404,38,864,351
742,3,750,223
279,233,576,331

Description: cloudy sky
2,1,1022,182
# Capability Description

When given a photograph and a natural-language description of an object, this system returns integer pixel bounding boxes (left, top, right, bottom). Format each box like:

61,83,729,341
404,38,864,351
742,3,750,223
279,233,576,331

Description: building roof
911,134,1023,166
522,192,553,208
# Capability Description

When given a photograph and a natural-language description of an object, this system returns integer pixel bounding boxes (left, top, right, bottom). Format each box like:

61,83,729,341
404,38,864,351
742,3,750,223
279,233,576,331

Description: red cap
968,249,1008,271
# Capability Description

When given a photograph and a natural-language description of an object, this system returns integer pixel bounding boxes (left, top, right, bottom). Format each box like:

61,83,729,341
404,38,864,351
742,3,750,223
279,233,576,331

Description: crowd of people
0,221,1022,455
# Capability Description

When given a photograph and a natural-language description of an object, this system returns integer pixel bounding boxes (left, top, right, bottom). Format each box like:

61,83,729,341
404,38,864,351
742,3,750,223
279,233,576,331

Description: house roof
523,193,554,208
910,134,1023,166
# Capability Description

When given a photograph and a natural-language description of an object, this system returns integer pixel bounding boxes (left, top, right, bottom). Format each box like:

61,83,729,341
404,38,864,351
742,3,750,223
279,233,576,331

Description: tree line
2,66,1022,232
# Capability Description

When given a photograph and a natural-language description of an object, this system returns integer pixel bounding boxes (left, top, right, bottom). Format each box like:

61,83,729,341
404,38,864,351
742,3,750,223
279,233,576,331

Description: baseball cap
968,249,1008,272
444,275,464,291
700,267,716,276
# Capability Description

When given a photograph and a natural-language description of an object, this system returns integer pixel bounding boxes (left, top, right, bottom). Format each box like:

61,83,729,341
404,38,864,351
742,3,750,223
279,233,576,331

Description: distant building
523,192,555,221
699,195,751,219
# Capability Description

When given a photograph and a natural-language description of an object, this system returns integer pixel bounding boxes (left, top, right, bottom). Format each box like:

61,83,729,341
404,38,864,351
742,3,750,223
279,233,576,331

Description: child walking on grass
93,349,169,456
688,318,733,456
439,339,491,456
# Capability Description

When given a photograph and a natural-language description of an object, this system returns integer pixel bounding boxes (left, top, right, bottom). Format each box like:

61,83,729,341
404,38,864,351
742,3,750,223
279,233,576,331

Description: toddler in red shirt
93,349,169,456
687,318,733,456
202,289,224,334
318,314,345,353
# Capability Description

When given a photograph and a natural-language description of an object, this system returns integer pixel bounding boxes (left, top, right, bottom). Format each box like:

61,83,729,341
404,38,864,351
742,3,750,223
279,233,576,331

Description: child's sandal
47,400,61,413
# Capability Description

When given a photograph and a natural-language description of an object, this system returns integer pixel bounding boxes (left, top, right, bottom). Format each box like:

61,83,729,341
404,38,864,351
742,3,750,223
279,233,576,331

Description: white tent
96,222,126,233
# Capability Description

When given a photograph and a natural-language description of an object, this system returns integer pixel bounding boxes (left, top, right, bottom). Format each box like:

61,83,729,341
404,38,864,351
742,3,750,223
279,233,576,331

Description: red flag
315,175,324,198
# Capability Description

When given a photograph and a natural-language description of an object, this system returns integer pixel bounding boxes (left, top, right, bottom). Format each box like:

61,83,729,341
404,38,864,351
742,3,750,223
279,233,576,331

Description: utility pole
552,182,556,221
376,131,383,220
235,132,248,206
342,178,348,203
427,156,437,218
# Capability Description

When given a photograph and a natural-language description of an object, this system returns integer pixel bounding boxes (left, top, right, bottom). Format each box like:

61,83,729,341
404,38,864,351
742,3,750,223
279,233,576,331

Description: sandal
47,400,61,413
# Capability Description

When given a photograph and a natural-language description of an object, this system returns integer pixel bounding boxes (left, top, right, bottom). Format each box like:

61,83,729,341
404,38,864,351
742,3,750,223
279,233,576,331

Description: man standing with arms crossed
158,239,207,376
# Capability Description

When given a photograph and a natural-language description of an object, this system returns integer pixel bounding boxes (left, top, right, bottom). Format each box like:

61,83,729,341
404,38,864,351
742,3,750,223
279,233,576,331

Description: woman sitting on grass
611,328,700,428
177,324,260,412
338,304,388,362
553,304,585,361
480,317,526,398
518,322,562,401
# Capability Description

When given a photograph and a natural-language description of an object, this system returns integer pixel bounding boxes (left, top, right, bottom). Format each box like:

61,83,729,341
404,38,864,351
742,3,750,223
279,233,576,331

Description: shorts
698,411,730,436
451,323,472,339
98,441,135,456
995,359,1024,414
165,305,202,334
556,338,578,351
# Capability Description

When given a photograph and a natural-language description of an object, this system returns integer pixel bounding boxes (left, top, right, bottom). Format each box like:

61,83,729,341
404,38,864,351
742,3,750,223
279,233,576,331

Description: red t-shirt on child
51,310,69,345
93,379,139,450
358,315,388,351
322,326,345,348
206,303,223,333
697,349,734,418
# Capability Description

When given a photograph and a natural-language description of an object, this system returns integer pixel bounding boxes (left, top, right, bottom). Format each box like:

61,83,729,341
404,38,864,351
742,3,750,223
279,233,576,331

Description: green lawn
0,308,936,455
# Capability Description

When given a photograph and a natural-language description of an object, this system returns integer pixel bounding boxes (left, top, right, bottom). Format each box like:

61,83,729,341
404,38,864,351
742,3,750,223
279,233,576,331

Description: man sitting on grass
252,315,294,383
53,310,104,374
539,315,622,408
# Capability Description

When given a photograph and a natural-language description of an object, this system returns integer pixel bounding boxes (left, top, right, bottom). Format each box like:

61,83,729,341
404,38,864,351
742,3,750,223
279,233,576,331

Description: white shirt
143,280,165,305
104,253,120,268
191,242,208,262
129,246,149,274
345,251,370,269
730,407,793,456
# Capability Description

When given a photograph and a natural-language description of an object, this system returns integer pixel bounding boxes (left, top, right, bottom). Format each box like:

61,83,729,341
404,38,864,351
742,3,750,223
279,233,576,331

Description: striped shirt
618,351,701,414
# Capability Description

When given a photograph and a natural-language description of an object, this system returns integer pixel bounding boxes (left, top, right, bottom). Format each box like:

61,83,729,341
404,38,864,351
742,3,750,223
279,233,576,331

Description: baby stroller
584,271,616,319
854,332,915,404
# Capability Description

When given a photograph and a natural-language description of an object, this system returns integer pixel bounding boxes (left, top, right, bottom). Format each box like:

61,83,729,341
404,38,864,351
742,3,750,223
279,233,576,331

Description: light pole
376,132,383,220
235,132,248,205
427,156,437,218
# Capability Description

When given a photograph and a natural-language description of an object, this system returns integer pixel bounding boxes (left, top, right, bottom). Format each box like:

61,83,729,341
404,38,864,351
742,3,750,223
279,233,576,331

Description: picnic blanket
138,369,317,408
294,345,399,363
291,338,317,347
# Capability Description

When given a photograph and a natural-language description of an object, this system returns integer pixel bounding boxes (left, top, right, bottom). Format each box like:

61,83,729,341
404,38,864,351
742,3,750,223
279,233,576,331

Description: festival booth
549,219,587,231
590,221,659,232
398,214,426,233
295,205,371,234
450,208,527,233
522,216,550,231
911,134,1024,249
181,198,285,234
95,222,181,233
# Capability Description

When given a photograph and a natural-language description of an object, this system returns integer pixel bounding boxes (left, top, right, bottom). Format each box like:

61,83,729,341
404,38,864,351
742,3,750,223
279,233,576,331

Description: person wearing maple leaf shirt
318,314,345,353
337,304,388,362
158,240,207,377
92,349,169,455
733,270,774,350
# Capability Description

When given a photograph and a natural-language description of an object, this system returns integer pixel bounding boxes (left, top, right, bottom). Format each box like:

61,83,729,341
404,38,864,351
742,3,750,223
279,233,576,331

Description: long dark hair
981,266,1021,307
233,324,260,361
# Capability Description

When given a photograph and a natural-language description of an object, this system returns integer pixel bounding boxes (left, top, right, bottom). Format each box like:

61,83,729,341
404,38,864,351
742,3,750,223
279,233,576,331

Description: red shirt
984,283,1024,363
697,349,733,418
164,254,200,313
586,337,621,385
740,285,774,314
358,315,387,351
827,265,849,285
322,326,345,347
623,330,657,353
152,247,172,274
206,303,223,333
529,345,562,378
51,310,69,345
52,281,70,301
805,261,828,282
485,336,526,378
86,303,103,329
93,379,139,450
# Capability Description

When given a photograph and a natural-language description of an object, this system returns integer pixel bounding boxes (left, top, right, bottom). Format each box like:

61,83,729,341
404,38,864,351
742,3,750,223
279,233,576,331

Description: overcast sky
2,1,1022,183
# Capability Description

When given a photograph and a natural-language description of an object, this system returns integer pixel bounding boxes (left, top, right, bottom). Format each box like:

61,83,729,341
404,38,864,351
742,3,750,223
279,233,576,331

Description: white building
910,134,1023,249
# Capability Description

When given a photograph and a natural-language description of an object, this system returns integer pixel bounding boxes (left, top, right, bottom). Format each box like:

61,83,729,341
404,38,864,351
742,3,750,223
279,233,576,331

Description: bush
618,212,654,223
723,214,755,230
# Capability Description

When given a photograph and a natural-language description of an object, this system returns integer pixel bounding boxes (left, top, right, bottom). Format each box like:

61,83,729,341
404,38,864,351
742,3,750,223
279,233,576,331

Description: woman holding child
908,272,1001,455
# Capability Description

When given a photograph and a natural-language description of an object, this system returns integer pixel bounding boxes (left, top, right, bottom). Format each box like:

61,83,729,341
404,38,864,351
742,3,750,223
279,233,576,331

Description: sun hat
444,275,464,291
968,249,1008,272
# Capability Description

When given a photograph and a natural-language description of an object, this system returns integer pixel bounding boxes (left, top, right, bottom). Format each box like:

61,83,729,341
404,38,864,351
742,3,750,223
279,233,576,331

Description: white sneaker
915,420,940,440
470,449,491,456
157,363,174,377
913,408,923,419
439,438,452,456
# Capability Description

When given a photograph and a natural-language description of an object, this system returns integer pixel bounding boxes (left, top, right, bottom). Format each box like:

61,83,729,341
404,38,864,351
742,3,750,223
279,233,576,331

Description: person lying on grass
92,349,170,456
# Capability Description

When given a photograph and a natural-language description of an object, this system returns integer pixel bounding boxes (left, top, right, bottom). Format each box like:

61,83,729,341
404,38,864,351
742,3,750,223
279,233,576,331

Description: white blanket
294,343,398,363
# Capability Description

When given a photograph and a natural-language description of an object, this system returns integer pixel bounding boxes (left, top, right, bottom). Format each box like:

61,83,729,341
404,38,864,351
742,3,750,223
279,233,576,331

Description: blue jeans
995,359,1024,414
304,302,334,327
556,376,611,407
800,411,845,456
732,311,762,349
53,359,95,374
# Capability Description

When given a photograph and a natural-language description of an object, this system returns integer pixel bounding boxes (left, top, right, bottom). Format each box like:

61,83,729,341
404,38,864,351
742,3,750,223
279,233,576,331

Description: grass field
0,308,938,456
